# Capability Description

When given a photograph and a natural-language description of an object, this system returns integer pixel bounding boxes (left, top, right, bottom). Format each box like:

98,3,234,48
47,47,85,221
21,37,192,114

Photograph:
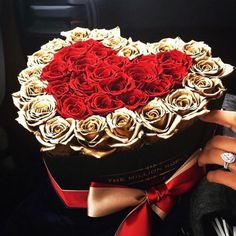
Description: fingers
198,147,236,172
204,135,236,154
198,110,236,190
207,170,236,190
200,110,236,132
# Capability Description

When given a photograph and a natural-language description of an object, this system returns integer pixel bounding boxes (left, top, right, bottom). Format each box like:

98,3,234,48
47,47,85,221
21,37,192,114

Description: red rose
140,79,173,98
69,71,98,96
54,47,87,62
87,93,123,116
156,50,192,85
68,54,97,72
117,89,149,110
86,43,115,59
55,39,97,61
160,65,188,85
105,54,130,67
99,72,135,96
124,61,162,87
57,94,90,120
72,39,99,50
89,63,120,82
41,59,68,82
156,49,192,68
133,54,157,63
45,79,70,98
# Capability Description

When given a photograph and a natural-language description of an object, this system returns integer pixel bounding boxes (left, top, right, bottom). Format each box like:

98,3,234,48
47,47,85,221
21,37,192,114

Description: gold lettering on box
99,156,186,188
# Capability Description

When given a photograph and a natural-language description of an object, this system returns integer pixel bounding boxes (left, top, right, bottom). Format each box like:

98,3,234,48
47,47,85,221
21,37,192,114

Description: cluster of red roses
41,39,192,120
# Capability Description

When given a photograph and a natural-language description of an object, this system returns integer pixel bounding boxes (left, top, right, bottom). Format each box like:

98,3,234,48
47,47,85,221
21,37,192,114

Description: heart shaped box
13,27,234,191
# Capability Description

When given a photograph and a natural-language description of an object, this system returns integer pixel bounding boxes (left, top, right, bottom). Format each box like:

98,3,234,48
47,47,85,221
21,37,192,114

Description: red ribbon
46,165,88,208
114,162,204,236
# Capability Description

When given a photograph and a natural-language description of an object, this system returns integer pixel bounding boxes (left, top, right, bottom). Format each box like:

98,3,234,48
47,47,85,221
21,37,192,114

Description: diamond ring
220,152,236,169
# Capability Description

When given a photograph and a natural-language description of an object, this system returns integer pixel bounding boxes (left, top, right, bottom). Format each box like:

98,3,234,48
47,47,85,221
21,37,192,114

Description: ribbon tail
45,161,88,208
115,201,152,236
152,196,174,218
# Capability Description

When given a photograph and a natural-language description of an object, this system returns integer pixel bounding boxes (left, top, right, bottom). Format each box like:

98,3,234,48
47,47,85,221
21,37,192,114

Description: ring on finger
220,152,236,170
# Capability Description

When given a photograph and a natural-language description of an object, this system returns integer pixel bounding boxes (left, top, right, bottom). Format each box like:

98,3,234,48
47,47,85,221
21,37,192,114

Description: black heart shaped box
43,97,224,190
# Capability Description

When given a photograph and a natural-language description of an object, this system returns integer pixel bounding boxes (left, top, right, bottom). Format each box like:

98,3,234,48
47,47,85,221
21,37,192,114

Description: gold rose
41,38,69,52
61,27,91,42
71,115,116,158
117,38,148,60
165,89,208,121
16,95,56,132
90,27,121,41
147,37,185,54
183,40,211,60
102,36,128,50
18,65,44,84
105,107,144,150
183,73,225,98
191,56,234,78
137,98,182,143
35,116,75,152
27,49,54,67
12,78,48,109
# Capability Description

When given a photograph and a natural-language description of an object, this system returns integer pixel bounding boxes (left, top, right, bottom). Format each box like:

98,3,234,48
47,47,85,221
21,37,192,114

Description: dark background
0,0,236,233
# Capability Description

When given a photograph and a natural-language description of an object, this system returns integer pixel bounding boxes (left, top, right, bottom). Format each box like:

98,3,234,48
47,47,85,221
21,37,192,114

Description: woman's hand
198,110,236,190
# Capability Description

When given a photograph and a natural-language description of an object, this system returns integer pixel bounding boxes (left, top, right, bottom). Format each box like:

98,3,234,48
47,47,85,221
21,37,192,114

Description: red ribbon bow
46,150,204,236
